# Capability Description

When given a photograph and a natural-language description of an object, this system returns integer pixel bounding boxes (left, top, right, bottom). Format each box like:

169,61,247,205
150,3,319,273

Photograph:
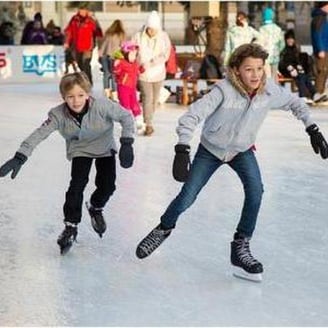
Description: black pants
75,51,93,84
63,156,116,224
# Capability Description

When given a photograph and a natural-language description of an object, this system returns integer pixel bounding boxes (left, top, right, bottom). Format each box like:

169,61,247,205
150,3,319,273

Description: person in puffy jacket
135,43,328,283
113,40,144,121
279,29,317,103
258,7,284,81
0,72,135,255
132,11,171,136
64,5,103,84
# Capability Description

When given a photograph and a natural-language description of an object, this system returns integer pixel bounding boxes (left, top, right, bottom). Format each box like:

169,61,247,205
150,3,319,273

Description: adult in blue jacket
311,2,328,102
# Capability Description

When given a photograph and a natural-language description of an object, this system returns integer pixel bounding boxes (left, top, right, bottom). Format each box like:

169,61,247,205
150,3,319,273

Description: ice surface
0,81,328,326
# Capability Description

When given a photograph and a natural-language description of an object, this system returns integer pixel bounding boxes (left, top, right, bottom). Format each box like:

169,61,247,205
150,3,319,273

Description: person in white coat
132,11,171,136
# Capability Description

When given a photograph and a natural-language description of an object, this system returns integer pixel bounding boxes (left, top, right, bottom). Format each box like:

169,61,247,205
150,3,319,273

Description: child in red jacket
113,41,144,119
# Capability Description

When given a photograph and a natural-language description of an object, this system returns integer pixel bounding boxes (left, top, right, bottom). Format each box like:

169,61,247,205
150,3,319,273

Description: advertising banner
0,46,101,84
0,45,65,83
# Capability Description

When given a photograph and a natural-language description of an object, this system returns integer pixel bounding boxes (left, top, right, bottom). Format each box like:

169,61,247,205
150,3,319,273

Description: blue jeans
161,144,264,237
101,56,117,91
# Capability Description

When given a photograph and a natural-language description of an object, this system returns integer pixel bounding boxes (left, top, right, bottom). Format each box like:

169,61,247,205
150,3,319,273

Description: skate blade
59,243,73,255
91,217,106,238
232,266,263,282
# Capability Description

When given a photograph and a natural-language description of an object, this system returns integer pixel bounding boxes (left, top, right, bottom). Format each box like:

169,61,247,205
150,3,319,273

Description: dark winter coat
65,14,99,52
279,45,313,77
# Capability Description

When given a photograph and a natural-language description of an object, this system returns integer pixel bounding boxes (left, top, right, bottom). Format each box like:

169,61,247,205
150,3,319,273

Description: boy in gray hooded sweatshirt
136,43,328,282
0,72,135,255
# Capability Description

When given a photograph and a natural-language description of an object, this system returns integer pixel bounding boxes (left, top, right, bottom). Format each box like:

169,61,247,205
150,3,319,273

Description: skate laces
59,224,77,242
235,239,259,266
139,227,171,254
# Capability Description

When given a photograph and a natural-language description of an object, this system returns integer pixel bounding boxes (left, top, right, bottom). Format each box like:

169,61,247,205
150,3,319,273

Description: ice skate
85,201,106,238
230,233,263,282
136,224,172,259
57,223,78,255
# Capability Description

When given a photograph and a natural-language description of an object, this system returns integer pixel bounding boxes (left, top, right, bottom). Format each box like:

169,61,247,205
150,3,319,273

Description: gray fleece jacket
177,78,314,162
18,96,135,160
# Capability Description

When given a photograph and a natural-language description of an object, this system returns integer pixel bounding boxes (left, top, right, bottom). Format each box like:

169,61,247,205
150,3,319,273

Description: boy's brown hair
228,43,268,69
59,72,92,97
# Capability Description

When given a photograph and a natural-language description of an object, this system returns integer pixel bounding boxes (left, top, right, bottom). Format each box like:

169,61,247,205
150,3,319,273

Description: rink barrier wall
0,45,313,85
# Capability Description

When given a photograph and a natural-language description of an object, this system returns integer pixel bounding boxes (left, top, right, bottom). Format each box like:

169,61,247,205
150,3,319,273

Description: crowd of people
224,3,328,104
1,3,328,107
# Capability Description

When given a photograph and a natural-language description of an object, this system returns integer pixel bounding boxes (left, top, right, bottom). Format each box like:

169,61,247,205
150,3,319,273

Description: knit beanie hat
262,7,274,23
146,10,161,29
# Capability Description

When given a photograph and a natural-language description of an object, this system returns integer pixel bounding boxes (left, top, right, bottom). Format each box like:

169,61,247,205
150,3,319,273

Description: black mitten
119,137,134,168
306,124,328,159
173,144,191,182
0,152,27,179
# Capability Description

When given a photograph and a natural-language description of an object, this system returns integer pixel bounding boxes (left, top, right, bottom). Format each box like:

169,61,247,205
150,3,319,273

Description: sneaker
230,233,263,282
313,92,328,103
85,201,107,238
300,97,314,105
57,223,78,255
136,224,172,259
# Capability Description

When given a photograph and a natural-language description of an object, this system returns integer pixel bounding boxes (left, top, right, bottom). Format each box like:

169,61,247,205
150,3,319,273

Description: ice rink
0,81,328,326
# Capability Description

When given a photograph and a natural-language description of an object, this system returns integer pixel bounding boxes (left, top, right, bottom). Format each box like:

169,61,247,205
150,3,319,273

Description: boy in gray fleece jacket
136,43,328,282
0,72,135,255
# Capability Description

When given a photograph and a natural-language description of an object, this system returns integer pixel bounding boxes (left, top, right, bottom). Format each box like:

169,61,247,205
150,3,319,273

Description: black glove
306,124,328,159
173,144,191,182
119,137,134,168
0,152,27,179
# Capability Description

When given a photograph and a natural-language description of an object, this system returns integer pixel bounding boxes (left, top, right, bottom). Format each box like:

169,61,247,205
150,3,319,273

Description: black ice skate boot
230,233,263,282
85,201,106,238
57,222,78,255
136,224,173,259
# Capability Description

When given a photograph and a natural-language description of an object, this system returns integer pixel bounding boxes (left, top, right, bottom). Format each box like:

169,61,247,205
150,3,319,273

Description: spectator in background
64,4,103,84
132,11,171,136
0,21,15,45
279,29,317,104
26,20,48,45
0,6,16,45
45,19,56,41
311,2,328,103
223,11,260,66
99,19,126,99
48,26,64,45
258,7,284,81
21,12,43,45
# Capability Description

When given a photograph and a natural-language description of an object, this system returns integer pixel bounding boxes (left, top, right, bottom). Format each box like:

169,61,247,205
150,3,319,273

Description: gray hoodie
18,96,135,160
177,78,314,162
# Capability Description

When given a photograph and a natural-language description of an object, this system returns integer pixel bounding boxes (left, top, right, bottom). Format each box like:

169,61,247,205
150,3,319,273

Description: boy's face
63,84,89,113
235,57,265,92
